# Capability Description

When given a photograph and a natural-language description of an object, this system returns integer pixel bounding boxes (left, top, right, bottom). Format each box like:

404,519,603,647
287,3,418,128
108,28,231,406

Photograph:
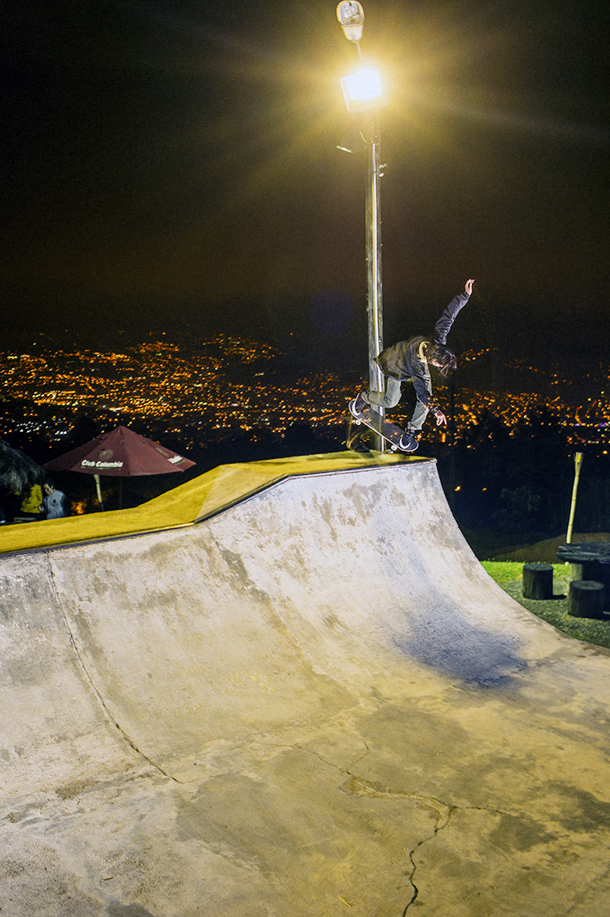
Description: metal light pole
336,2,386,449
365,110,384,406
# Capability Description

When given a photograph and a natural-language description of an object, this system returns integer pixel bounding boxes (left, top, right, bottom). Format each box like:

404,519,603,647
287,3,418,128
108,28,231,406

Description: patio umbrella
44,425,195,510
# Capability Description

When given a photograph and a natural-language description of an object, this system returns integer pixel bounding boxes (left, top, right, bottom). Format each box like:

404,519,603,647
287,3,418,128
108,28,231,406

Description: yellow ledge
0,451,430,555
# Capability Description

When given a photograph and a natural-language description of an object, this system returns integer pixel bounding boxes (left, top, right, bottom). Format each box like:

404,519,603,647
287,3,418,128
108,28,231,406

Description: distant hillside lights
1,339,610,455
574,398,610,446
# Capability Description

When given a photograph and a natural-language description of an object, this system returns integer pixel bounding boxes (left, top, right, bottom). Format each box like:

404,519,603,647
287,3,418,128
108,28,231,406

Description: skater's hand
465,278,475,296
433,408,447,426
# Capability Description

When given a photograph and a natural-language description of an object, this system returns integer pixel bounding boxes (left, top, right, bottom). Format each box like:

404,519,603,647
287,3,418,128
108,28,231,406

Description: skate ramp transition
3,453,610,916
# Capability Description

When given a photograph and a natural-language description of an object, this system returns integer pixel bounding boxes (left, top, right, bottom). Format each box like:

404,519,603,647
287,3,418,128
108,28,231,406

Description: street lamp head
336,1,364,43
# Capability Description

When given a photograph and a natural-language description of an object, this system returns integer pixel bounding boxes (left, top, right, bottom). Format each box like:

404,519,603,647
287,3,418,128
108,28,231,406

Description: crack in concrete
290,753,459,914
46,553,178,784
337,775,457,914
295,738,371,773
335,776,523,915
402,801,531,914
402,802,457,914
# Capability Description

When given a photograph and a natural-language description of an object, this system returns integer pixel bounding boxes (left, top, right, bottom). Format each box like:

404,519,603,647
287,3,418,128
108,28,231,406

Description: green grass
482,561,610,650
481,561,528,587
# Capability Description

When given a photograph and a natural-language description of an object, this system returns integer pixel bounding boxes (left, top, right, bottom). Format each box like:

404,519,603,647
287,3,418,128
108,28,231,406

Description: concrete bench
522,563,554,600
568,580,606,618
556,543,610,600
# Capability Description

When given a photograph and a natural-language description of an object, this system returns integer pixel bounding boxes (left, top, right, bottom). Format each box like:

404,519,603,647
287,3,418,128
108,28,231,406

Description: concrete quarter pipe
2,455,610,916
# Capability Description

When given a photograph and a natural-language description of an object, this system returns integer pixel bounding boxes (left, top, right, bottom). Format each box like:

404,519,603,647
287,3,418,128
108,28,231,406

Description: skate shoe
349,392,367,419
398,431,419,453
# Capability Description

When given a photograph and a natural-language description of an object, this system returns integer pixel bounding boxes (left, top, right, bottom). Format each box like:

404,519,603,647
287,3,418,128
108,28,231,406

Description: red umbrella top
44,426,195,477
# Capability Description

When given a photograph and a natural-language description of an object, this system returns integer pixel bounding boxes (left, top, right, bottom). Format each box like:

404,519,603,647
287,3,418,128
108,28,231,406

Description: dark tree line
437,407,610,539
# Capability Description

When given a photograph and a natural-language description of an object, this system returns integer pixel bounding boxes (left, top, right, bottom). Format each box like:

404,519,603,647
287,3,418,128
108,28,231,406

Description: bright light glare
340,68,386,112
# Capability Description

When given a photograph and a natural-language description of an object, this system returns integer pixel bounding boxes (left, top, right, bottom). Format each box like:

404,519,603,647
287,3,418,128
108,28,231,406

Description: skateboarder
349,279,474,452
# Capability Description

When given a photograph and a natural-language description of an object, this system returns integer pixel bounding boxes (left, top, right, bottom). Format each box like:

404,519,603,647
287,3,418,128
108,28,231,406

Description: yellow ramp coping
0,450,426,555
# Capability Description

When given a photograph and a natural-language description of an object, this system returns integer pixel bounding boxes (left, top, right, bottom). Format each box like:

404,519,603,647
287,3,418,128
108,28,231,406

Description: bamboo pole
566,452,583,544
94,474,104,512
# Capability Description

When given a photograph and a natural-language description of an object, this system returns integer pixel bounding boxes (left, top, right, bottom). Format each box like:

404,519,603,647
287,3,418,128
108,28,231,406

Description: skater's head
427,343,457,377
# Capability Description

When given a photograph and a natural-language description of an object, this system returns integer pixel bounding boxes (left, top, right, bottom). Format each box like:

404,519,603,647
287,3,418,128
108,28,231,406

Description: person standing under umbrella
43,481,69,518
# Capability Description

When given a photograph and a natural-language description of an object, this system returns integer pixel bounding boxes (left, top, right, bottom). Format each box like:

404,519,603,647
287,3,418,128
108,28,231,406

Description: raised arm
433,279,475,344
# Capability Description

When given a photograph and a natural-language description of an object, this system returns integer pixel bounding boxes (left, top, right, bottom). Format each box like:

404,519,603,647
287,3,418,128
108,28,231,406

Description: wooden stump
522,563,553,600
568,580,605,618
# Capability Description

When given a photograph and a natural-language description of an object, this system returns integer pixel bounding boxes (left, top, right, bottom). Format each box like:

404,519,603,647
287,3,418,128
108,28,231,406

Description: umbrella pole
94,474,104,511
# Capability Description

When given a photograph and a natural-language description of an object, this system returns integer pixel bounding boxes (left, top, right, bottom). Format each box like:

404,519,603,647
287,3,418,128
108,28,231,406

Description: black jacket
374,289,470,407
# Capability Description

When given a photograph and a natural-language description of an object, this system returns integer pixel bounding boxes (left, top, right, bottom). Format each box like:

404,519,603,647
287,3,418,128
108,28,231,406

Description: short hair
428,343,458,377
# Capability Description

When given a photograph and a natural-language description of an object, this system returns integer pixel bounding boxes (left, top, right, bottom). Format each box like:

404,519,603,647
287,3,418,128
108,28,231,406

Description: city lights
0,338,609,455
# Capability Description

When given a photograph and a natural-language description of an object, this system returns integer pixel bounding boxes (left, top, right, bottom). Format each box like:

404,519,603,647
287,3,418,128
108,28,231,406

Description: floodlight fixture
336,1,364,43
340,67,385,113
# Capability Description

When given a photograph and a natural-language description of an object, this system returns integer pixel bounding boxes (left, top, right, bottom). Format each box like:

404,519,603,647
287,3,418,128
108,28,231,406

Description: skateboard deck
349,407,414,452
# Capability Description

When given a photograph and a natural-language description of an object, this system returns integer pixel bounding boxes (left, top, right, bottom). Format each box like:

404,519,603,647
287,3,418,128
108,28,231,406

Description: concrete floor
2,455,610,916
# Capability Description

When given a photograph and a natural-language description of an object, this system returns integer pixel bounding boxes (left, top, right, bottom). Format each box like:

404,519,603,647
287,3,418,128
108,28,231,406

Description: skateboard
348,407,415,453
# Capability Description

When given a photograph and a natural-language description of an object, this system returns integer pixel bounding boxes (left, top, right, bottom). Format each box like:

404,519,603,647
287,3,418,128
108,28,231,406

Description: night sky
2,0,609,365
